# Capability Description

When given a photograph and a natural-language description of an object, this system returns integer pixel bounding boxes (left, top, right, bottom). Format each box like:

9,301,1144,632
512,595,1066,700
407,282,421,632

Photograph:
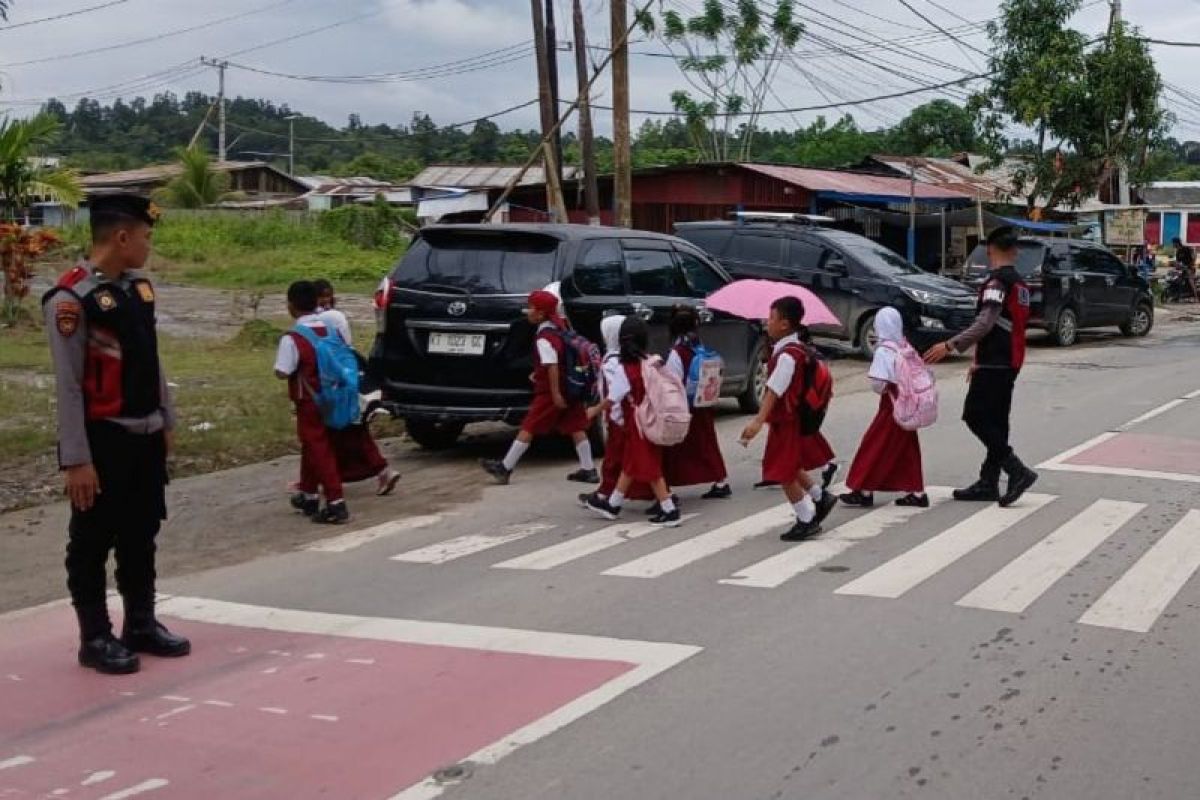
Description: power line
0,0,131,30
221,42,535,84
893,0,989,66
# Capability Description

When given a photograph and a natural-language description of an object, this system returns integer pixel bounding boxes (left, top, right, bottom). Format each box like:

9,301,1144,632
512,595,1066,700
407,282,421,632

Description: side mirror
826,257,847,274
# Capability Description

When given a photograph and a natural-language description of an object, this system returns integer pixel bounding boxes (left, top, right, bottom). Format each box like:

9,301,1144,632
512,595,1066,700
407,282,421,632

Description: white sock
793,497,816,522
660,497,677,513
502,440,530,472
575,440,595,471
809,485,823,501
609,490,625,508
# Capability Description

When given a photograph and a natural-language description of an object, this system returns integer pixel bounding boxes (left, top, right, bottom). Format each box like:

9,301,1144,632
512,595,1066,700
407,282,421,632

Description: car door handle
695,303,715,324
631,302,654,322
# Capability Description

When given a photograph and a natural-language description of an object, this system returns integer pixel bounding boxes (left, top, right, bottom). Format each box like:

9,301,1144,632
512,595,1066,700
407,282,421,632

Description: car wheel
1120,302,1153,337
405,418,465,450
737,340,769,414
856,312,878,359
1052,307,1079,347
586,416,607,459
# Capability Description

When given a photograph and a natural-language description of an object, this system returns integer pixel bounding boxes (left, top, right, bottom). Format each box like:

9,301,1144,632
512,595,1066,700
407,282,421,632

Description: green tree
153,145,236,208
888,100,977,156
333,152,420,182
0,114,83,218
467,119,501,162
971,0,1167,212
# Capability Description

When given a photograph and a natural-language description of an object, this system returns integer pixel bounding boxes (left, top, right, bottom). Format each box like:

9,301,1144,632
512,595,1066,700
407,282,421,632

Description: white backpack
884,341,939,431
636,356,692,446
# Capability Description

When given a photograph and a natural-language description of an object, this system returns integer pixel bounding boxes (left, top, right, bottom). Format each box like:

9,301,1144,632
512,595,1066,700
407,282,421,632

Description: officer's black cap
89,194,161,229
986,225,1018,249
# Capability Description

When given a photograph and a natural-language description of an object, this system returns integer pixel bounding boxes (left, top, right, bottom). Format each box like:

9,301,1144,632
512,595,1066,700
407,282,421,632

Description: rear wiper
413,283,470,295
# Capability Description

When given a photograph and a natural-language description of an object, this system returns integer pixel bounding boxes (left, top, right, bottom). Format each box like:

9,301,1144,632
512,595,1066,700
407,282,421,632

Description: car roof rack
725,210,836,226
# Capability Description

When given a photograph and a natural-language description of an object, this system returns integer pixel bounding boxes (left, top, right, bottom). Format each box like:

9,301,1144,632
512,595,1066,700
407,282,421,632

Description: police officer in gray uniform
43,194,190,675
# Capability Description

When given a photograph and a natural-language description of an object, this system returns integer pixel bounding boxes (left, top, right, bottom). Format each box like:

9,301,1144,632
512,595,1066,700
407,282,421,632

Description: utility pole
545,0,563,189
1109,0,1131,206
201,57,229,162
907,159,917,264
531,0,567,220
573,0,600,225
611,0,632,228
286,114,301,176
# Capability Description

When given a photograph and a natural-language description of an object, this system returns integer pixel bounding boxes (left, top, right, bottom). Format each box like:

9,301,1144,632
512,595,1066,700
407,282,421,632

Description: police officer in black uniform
925,226,1039,508
43,194,190,675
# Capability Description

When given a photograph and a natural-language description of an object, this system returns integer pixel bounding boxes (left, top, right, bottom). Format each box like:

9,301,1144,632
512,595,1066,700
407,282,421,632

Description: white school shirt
601,355,630,424
319,307,351,345
665,349,686,382
273,314,326,375
535,321,559,365
765,333,801,397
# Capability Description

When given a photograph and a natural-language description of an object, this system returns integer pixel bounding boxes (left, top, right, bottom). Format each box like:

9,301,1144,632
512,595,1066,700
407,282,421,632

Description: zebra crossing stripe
306,515,443,553
602,505,794,579
390,522,556,565
956,499,1144,614
1079,510,1200,633
833,493,1056,599
493,515,698,571
720,488,953,589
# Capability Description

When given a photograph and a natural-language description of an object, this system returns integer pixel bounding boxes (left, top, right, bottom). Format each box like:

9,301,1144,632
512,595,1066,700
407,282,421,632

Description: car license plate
428,331,486,355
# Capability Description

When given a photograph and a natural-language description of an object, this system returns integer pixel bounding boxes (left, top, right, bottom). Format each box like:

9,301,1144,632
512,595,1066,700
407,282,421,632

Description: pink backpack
636,356,692,446
883,341,939,431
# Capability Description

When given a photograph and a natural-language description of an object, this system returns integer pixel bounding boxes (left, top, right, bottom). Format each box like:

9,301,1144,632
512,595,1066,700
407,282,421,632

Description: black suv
964,237,1153,347
675,220,977,357
369,224,765,450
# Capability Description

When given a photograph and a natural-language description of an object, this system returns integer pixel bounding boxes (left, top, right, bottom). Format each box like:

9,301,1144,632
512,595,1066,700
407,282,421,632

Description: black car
675,219,977,357
369,224,765,450
963,237,1153,347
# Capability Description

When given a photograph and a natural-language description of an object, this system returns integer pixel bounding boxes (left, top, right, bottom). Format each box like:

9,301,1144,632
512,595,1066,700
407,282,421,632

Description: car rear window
966,242,1047,278
675,227,734,257
394,232,559,295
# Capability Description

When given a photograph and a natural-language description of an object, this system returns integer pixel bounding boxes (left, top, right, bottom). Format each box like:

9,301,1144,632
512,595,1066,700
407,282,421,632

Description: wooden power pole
531,0,568,221
611,0,632,228
545,0,564,190
573,0,601,225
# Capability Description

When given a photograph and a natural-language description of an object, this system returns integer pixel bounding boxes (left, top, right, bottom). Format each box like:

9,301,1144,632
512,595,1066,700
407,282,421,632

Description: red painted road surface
1065,432,1200,475
0,605,636,799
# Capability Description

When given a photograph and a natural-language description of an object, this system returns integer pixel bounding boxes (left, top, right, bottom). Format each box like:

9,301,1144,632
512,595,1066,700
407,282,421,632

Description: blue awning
997,215,1077,233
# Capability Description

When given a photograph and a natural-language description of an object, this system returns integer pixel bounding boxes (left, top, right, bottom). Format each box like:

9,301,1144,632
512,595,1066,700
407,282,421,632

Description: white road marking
160,695,190,702
721,488,953,589
494,515,698,571
259,707,288,715
52,789,69,796
306,515,444,553
1117,398,1188,430
1037,462,1200,484
957,499,1144,614
835,494,1056,599
5,674,21,681
260,667,278,675
81,770,116,786
345,658,375,665
154,704,196,721
118,691,136,697
603,506,793,578
310,714,339,722
391,522,555,564
0,755,35,771
1080,510,1200,633
267,650,291,657
303,653,326,660
203,700,234,708
1184,388,1200,400
1037,432,1119,469
156,596,700,800
97,779,169,799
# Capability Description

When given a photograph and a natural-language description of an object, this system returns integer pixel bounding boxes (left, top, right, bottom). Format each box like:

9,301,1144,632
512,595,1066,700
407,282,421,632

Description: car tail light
374,276,392,333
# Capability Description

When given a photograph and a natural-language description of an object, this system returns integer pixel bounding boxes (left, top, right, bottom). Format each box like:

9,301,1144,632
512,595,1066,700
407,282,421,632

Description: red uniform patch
54,300,80,337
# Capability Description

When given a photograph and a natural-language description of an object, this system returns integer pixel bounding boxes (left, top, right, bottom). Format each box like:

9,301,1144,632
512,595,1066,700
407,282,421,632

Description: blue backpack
684,343,724,408
291,324,360,430
553,329,603,404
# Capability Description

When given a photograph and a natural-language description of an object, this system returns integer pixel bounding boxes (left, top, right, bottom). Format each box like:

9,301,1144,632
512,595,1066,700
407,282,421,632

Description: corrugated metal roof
80,161,275,188
740,163,970,201
409,163,581,189
871,155,1022,203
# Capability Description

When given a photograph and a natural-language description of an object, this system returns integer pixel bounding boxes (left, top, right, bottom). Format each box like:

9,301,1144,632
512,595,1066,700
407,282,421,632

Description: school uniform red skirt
762,424,835,484
663,407,727,487
599,419,653,500
620,402,663,484
521,392,589,436
331,424,389,483
846,391,923,493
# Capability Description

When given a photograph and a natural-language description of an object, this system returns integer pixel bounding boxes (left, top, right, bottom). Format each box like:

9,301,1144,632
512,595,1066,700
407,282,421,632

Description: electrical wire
0,0,131,31
222,42,535,84
893,0,988,68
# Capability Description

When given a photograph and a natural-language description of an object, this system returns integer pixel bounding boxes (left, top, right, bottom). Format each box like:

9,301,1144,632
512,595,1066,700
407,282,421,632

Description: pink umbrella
706,279,841,327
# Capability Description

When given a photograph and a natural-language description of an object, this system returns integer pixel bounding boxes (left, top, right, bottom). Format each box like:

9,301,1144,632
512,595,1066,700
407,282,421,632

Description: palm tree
0,113,83,219
153,145,238,209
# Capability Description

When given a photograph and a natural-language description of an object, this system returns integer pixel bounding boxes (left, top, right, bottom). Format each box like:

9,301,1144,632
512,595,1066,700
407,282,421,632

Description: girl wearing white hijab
839,307,928,508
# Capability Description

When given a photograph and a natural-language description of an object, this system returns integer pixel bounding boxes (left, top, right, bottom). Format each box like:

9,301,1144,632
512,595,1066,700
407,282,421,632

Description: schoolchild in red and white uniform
740,296,838,541
582,317,681,527
482,290,598,485
839,307,928,508
662,306,730,501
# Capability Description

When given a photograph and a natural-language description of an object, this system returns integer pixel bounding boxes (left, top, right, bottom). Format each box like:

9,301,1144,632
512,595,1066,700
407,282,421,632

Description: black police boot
953,464,1001,502
999,455,1039,508
121,602,191,658
76,605,139,675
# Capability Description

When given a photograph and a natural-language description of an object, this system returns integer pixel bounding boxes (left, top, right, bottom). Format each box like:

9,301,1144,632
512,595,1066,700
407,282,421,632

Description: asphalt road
5,316,1200,799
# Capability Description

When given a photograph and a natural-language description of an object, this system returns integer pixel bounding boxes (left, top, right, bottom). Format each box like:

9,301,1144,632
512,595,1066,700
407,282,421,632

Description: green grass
59,211,405,294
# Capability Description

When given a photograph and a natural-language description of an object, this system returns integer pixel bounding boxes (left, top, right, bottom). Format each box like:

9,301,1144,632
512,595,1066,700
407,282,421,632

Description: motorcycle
1163,263,1198,303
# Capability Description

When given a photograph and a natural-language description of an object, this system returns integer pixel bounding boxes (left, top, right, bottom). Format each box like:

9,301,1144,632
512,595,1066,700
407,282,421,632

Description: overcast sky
2,0,1198,140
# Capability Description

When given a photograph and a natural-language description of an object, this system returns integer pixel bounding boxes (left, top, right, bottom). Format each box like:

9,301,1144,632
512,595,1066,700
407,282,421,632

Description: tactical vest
974,265,1030,371
44,266,163,420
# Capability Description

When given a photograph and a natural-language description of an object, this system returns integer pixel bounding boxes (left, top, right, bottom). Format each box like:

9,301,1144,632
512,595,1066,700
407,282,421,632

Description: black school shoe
645,495,681,516
896,493,930,508
821,463,839,490
814,492,838,525
781,518,821,541
952,479,1000,502
839,491,874,508
79,634,140,675
290,492,319,516
122,620,191,658
753,480,781,490
313,502,350,525
584,493,620,521
999,458,1039,508
481,459,512,485
567,468,600,484
702,483,732,499
649,508,682,527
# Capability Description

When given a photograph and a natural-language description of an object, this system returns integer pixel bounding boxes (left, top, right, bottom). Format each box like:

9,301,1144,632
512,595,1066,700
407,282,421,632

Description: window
395,233,558,295
571,239,625,295
788,239,826,269
677,250,727,297
626,248,686,296
1092,250,1127,276
729,233,784,265
1071,246,1123,275
676,227,734,257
